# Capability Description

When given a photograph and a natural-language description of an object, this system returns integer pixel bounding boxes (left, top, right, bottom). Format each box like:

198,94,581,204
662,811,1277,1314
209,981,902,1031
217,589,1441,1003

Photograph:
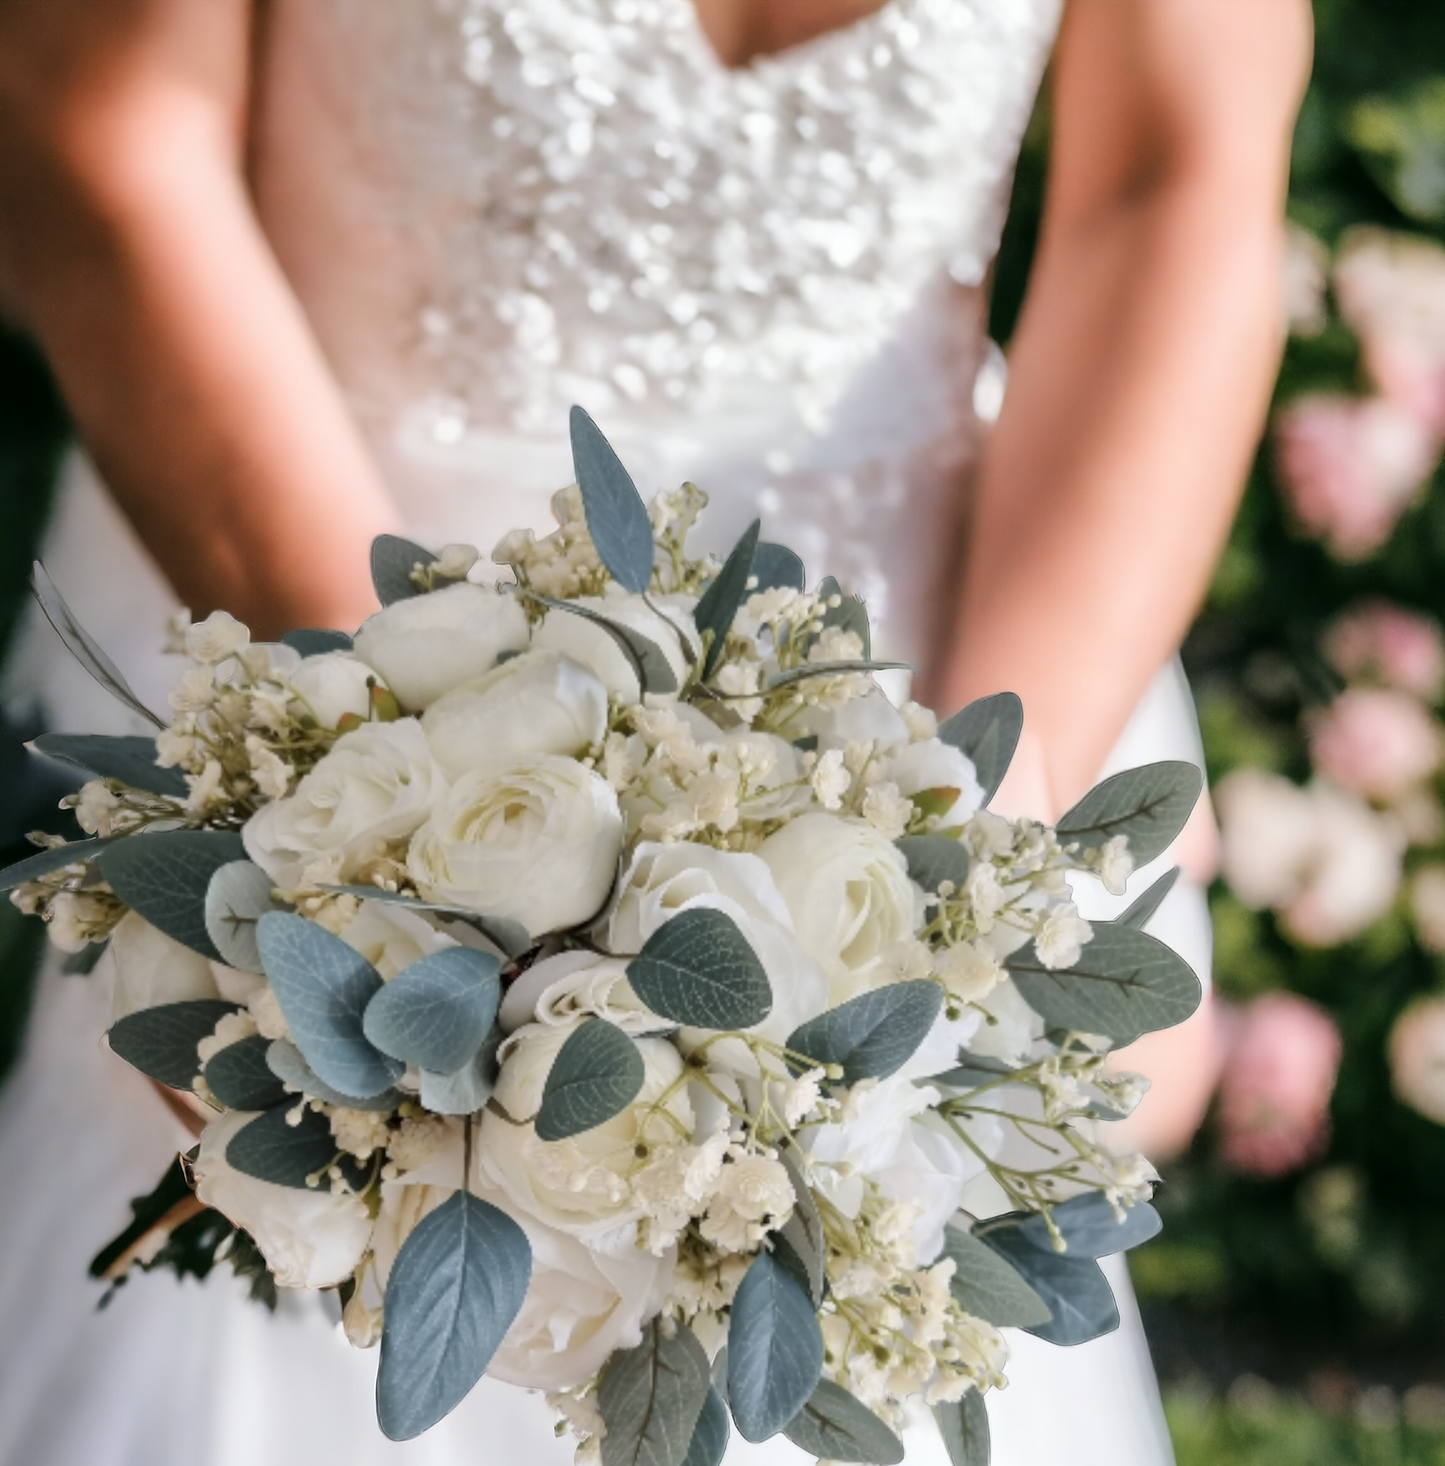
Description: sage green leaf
0,836,115,890
727,1252,824,1442
1015,1192,1162,1258
32,561,165,728
932,1052,1018,1090
936,1224,1050,1328
976,1225,1119,1346
750,542,806,593
1056,761,1202,868
363,948,501,1073
205,861,283,973
31,733,188,798
281,628,354,657
1115,866,1180,930
783,1380,903,1464
938,692,1023,807
896,835,971,897
205,1034,288,1110
256,912,403,1100
100,830,248,960
266,1039,401,1112
420,1028,503,1116
531,594,678,695
628,908,772,1030
934,1388,990,1466
377,1191,532,1440
226,1102,363,1191
598,1317,712,1466
370,534,436,605
681,1387,730,1466
536,1019,645,1141
776,1148,825,1304
785,981,942,1084
693,519,760,680
814,576,871,659
320,885,531,957
108,999,240,1088
1006,922,1201,1046
570,406,655,594
764,659,910,691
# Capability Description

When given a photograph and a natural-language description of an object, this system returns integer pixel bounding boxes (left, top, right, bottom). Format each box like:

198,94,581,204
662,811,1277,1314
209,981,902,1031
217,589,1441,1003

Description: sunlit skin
0,0,1312,1156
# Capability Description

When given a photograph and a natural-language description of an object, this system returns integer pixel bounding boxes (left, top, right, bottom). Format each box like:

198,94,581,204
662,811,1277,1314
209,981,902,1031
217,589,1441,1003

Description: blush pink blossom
1309,687,1441,802
1325,601,1445,702
1389,997,1445,1126
1216,992,1343,1178
1274,393,1438,560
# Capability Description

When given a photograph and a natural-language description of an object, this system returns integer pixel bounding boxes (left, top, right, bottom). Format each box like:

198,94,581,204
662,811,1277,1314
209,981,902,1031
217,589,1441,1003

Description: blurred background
6,1,1445,1461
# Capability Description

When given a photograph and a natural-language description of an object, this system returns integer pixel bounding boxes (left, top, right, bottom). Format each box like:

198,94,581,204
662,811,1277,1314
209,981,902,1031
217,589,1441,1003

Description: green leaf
599,1317,712,1466
266,1039,401,1111
205,861,283,973
99,830,248,960
532,595,679,697
89,1155,195,1279
934,1388,990,1466
764,659,910,691
814,576,871,659
1056,761,1202,869
377,1191,532,1440
727,1252,823,1442
535,1018,646,1141
420,1027,503,1116
321,885,532,957
205,1034,288,1110
281,629,354,656
370,534,436,605
932,1053,1020,1090
225,1103,363,1191
785,981,942,1084
0,836,115,890
1006,922,1201,1047
569,406,655,594
681,1387,730,1466
32,561,166,728
363,948,501,1073
628,908,772,1030
693,519,761,680
783,1380,903,1464
31,733,188,798
1015,1192,1162,1258
107,999,239,1088
1116,866,1180,931
936,1224,1050,1328
750,542,806,593
776,1146,825,1305
896,835,971,897
938,693,1022,807
976,1226,1119,1346
256,912,402,1100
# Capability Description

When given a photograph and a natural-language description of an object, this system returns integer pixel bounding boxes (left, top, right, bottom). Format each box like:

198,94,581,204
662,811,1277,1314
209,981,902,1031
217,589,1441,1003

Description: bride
0,1,1308,1463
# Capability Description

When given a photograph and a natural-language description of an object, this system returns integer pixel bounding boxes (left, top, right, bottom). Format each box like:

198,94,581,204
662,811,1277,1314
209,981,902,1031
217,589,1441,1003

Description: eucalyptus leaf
320,885,531,957
32,561,166,728
99,830,248,960
598,1317,712,1466
1115,866,1180,931
31,733,188,798
693,519,760,680
1056,761,1203,869
420,1028,503,1115
363,948,501,1073
266,1039,401,1111
627,908,772,1031
777,1146,825,1304
532,595,678,696
934,1388,990,1466
932,1052,1019,1091
783,1380,903,1464
727,1252,824,1442
936,1224,1051,1328
205,860,284,973
896,835,971,897
370,534,437,606
750,542,806,593
681,1387,730,1466
0,836,115,891
976,1226,1119,1346
765,658,910,691
377,1191,532,1440
536,1019,646,1141
108,999,240,1088
938,693,1023,807
281,628,354,656
224,1103,362,1191
813,576,871,659
205,1034,288,1110
1014,1192,1162,1258
256,912,403,1100
785,981,942,1084
570,406,655,594
1006,922,1201,1047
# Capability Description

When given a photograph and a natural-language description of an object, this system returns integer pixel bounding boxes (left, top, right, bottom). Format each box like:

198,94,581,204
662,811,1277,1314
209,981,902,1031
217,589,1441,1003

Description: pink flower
1309,687,1441,801
1216,993,1343,1178
1325,601,1445,702
1389,997,1445,1125
1274,394,1439,560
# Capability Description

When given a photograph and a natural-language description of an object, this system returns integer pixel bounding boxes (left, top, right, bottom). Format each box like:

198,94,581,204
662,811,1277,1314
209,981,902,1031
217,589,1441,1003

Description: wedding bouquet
4,410,1202,1465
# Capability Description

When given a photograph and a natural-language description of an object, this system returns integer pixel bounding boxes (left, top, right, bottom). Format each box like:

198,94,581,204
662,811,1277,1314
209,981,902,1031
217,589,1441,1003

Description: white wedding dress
0,1,1205,1461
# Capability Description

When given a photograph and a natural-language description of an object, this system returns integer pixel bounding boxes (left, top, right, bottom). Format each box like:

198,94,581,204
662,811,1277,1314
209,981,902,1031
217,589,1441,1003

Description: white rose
287,653,379,730
193,1109,372,1288
337,898,461,980
110,912,258,1019
790,686,909,753
532,591,699,704
352,582,530,712
408,755,623,936
242,719,444,891
758,814,916,1000
421,650,608,780
876,738,984,827
498,949,670,1037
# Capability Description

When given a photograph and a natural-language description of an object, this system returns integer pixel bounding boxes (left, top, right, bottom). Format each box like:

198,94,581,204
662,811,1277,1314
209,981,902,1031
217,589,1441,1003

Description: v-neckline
678,0,898,75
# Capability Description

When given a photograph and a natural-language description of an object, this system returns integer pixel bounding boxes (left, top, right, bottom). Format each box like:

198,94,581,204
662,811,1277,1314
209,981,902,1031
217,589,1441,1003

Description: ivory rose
286,653,379,730
531,591,700,705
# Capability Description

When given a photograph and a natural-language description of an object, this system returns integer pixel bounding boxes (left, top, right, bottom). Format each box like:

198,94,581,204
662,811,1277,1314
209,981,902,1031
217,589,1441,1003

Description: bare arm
0,0,393,637
933,0,1312,821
